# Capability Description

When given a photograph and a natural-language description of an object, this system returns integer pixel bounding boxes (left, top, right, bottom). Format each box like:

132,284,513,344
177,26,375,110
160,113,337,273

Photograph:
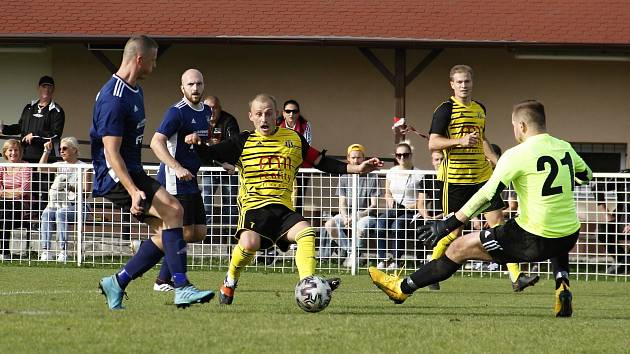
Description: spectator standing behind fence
38,137,90,263
324,144,380,267
201,96,240,235
1,76,65,220
0,76,65,161
277,99,312,213
0,139,31,261
595,169,630,274
376,142,424,270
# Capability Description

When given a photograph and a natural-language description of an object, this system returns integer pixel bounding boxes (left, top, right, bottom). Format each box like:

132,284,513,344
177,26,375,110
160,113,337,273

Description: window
570,142,627,172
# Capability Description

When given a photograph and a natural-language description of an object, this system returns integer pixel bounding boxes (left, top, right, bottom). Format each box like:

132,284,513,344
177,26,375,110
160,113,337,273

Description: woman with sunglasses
376,142,425,270
38,137,91,262
277,99,312,144
0,139,32,261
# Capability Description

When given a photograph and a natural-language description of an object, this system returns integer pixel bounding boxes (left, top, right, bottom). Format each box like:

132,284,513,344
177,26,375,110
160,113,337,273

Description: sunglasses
60,146,72,152
284,109,299,114
395,152,411,158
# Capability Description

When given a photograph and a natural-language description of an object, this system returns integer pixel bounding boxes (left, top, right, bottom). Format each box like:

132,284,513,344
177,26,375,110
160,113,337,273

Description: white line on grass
0,309,65,316
0,289,99,296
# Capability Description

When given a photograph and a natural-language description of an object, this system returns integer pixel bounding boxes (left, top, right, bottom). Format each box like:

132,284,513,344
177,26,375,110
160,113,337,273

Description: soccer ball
294,275,332,313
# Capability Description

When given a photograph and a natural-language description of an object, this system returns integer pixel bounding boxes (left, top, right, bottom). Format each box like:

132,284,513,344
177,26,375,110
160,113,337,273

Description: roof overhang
1,34,629,53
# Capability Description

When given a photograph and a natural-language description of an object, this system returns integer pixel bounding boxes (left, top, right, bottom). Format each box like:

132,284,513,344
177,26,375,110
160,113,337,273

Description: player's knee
444,237,467,262
155,194,184,223
239,232,261,250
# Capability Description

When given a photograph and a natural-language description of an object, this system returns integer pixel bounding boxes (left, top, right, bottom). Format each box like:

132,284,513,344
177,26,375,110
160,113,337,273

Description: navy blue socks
157,259,172,283
117,239,164,289
162,228,189,288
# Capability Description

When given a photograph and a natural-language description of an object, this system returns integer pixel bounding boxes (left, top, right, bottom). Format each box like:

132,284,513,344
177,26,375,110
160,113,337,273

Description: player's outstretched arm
188,131,247,167
347,157,383,174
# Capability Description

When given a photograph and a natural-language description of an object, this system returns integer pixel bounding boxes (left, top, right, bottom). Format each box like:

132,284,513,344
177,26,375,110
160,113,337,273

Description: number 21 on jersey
537,152,575,196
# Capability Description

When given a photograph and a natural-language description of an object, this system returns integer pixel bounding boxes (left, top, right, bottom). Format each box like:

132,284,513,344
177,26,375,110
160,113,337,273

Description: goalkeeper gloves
417,214,464,248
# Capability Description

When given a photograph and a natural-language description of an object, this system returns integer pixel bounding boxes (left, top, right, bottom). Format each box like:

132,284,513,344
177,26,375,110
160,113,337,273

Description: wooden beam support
359,46,443,144
394,48,406,117
358,47,394,86
405,49,443,85
89,48,117,74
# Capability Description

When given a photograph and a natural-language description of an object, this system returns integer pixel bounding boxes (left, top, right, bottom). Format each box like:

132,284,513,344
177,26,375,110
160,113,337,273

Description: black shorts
443,182,505,214
480,218,580,264
102,171,161,223
237,204,306,250
175,192,206,226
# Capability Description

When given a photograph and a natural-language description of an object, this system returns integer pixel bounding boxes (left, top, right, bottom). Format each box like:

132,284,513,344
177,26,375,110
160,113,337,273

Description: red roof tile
0,0,629,46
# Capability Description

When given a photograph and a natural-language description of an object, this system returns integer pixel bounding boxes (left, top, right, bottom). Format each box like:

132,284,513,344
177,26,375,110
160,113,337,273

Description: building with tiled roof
1,0,629,46
0,1,628,169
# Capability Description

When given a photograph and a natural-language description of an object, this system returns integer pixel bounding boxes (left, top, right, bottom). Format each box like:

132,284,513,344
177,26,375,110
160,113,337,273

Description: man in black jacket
1,75,65,162
202,96,240,235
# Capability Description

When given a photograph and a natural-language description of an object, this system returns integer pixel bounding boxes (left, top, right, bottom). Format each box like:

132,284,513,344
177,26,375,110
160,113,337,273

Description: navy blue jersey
156,98,211,195
90,75,148,197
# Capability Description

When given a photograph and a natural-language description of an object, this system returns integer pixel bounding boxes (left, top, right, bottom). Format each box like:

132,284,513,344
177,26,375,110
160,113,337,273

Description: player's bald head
249,93,277,112
181,69,204,85
122,35,158,60
512,100,546,130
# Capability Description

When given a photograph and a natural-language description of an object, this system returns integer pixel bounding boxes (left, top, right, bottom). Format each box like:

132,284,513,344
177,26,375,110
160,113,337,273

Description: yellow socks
227,244,256,283
430,232,458,260
295,227,317,279
507,263,522,282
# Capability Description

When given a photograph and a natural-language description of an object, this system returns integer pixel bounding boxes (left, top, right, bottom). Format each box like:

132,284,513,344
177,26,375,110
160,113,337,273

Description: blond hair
449,65,473,81
2,139,22,161
513,100,546,129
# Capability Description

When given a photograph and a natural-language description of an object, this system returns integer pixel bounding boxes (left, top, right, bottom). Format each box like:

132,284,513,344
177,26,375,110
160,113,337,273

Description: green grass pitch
1,266,628,354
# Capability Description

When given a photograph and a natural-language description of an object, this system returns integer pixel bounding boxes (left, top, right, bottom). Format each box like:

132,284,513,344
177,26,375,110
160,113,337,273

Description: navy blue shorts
175,192,206,226
102,171,161,223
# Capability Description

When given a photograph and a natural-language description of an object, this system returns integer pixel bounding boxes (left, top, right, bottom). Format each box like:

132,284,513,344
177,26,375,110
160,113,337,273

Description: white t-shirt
386,166,424,209
47,161,87,208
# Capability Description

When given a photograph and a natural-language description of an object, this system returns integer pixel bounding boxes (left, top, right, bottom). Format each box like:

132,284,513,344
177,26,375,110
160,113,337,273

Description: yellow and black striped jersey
429,96,493,184
197,127,310,212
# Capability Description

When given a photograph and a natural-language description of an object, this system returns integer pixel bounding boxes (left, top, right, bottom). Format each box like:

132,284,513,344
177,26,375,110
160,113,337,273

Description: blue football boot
99,275,126,310
174,284,215,308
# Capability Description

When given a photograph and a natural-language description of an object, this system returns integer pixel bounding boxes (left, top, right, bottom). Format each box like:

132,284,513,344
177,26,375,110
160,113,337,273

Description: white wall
0,47,53,125
1,43,623,169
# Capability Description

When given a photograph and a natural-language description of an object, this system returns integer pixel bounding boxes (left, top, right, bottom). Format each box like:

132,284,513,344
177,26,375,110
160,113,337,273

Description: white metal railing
0,162,627,281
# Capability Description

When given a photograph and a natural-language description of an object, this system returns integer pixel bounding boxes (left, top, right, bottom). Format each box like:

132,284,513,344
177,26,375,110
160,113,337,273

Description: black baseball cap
38,75,55,86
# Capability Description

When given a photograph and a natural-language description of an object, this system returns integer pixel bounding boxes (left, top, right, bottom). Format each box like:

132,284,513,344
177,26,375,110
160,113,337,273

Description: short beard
187,95,201,104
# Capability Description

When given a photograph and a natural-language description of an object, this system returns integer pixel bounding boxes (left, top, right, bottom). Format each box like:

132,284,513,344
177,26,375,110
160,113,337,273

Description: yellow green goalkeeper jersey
461,133,592,238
